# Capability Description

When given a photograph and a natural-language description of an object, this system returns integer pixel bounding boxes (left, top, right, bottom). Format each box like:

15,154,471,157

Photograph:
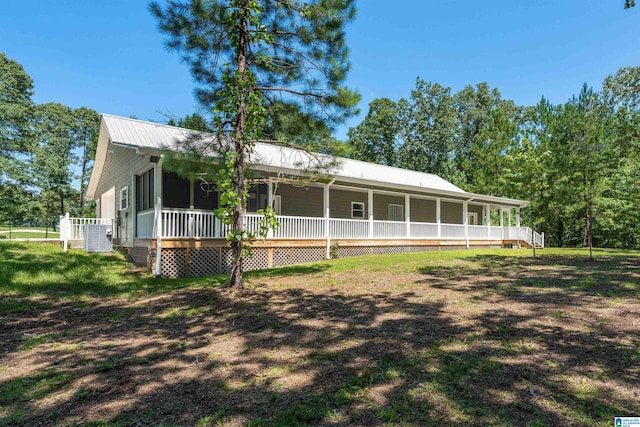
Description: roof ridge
101,113,177,129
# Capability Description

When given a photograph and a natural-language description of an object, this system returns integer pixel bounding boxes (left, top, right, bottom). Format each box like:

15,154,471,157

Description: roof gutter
325,178,336,260
154,155,165,277
465,196,474,249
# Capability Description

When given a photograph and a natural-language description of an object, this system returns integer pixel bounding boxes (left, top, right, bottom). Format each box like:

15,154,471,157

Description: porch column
516,207,521,228
436,198,441,238
485,204,491,239
267,180,274,238
463,200,469,249
154,159,164,277
500,207,504,240
405,194,411,238
131,176,137,238
324,183,330,259
368,189,373,239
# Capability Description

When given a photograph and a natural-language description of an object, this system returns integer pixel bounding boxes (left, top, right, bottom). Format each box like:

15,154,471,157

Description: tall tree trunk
586,203,593,260
229,1,249,289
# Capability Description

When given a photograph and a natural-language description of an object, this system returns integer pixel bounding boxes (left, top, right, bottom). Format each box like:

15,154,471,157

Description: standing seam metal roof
101,114,466,194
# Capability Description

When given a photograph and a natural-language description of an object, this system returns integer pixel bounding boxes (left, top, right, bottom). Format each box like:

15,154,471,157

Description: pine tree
150,0,360,288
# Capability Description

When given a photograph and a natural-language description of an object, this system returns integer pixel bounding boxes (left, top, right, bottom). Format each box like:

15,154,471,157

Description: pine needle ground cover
1,242,638,426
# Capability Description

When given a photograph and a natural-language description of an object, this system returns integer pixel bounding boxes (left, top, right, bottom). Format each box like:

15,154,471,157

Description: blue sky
1,1,638,140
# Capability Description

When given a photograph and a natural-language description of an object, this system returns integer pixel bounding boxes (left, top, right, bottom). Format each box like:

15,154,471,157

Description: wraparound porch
136,209,544,248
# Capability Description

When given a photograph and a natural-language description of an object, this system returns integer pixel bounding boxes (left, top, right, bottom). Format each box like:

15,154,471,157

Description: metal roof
90,114,527,207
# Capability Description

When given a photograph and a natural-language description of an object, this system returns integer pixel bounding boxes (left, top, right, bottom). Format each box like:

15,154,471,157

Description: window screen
194,180,218,210
136,168,155,212
388,204,404,221
162,171,190,209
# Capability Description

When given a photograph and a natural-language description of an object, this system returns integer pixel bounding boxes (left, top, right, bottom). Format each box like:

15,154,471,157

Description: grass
0,241,639,425
0,226,60,239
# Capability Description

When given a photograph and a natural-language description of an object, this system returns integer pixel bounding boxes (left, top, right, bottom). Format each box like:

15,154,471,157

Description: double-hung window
351,202,365,219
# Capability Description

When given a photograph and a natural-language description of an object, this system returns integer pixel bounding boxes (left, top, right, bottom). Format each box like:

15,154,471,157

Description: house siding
277,184,323,217
94,143,149,247
441,201,463,224
373,194,405,220
330,188,367,219
410,198,436,223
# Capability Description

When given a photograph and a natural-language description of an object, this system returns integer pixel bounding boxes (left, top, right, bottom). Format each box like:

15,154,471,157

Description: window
247,184,268,213
469,212,478,225
136,168,155,212
119,187,128,210
388,204,404,221
351,202,365,219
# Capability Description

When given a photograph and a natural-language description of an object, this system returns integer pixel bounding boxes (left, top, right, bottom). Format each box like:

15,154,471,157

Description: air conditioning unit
84,224,112,253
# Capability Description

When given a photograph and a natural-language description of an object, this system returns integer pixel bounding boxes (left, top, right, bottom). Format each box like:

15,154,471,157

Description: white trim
388,203,404,222
119,186,129,211
351,201,365,219
468,212,478,225
273,195,282,215
154,160,163,276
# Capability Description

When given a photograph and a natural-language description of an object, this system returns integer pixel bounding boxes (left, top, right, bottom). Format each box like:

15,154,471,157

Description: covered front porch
133,174,543,250
139,210,541,246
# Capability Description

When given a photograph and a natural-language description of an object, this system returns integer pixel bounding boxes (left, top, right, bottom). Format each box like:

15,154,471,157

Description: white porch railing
410,222,439,238
137,210,155,238
143,209,545,248
274,215,325,239
68,217,113,240
59,213,114,252
329,218,369,239
373,220,407,239
441,224,465,239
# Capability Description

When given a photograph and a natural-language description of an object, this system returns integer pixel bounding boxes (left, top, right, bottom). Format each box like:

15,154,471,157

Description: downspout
465,196,474,249
154,156,164,277
325,178,336,259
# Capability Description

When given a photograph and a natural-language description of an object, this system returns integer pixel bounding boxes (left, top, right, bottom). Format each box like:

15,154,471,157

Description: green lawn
0,227,60,239
1,241,639,426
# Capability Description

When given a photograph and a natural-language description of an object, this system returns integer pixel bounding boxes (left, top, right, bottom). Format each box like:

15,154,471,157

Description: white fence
151,210,544,248
60,210,544,250
59,213,114,252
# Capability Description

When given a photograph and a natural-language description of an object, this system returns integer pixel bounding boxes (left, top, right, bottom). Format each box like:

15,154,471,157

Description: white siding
94,143,149,247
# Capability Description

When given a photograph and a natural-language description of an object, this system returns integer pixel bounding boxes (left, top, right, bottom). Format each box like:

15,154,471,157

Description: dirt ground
1,252,639,426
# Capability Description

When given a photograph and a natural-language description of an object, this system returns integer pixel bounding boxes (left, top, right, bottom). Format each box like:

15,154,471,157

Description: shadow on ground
0,250,639,425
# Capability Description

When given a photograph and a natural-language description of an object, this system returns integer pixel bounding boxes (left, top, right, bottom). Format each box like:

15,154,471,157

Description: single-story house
84,114,543,278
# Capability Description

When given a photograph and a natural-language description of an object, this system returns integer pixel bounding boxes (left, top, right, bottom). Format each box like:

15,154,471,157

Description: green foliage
0,52,34,156
0,53,35,223
168,112,213,132
31,103,80,221
397,78,461,184
74,107,101,217
0,53,100,225
348,98,399,165
346,66,640,250
151,0,360,287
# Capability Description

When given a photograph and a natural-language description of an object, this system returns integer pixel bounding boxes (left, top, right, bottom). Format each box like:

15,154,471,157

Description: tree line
0,53,99,229
347,69,640,249
3,46,640,250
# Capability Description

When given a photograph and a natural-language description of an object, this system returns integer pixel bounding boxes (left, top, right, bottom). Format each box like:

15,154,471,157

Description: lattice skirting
152,242,492,278
274,246,326,266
